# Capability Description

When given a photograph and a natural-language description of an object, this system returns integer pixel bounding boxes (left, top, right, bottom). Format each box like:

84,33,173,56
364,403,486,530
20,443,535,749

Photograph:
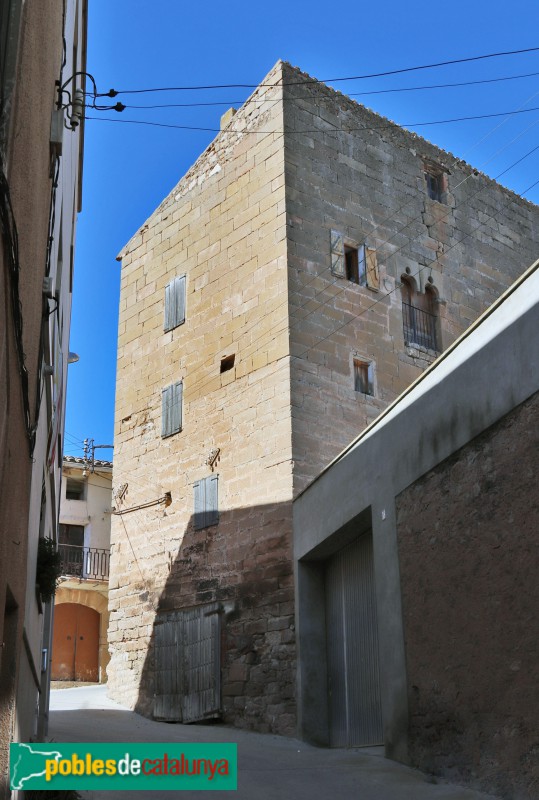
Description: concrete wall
293,263,539,794
282,63,539,494
109,62,297,734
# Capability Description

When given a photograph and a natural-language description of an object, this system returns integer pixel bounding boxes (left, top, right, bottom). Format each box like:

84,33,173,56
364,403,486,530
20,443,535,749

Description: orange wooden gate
51,603,99,681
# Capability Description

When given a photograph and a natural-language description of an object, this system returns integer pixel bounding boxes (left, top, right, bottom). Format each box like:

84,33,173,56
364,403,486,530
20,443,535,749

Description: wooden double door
51,603,99,681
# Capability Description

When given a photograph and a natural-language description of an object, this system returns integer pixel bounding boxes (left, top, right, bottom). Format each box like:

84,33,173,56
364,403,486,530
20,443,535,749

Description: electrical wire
95,46,539,95
85,104,539,135
83,70,539,110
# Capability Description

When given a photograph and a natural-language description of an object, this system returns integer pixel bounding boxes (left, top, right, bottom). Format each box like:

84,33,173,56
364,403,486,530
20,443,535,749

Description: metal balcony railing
58,544,110,580
402,302,438,351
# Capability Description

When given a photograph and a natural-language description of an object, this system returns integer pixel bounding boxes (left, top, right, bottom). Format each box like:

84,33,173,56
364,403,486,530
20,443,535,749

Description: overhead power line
84,70,539,109
95,45,539,95
85,104,539,134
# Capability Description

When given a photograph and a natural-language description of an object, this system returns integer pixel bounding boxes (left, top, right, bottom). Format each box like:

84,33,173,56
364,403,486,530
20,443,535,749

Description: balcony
402,302,438,351
58,544,110,581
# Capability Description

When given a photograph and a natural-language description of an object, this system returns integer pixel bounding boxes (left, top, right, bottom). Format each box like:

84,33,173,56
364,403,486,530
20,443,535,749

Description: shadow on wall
117,500,297,736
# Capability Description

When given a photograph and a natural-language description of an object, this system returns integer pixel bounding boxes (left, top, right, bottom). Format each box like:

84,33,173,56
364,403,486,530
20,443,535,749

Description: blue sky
63,0,539,460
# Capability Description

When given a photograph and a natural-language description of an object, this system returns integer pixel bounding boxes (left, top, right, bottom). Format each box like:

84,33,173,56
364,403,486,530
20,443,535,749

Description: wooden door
154,602,221,722
52,603,99,681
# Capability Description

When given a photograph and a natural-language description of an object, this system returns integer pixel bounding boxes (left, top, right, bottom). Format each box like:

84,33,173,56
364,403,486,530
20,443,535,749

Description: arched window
401,276,438,351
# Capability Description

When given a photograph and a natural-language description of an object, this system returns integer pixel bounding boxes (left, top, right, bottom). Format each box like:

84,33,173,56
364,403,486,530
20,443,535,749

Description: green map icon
10,743,63,790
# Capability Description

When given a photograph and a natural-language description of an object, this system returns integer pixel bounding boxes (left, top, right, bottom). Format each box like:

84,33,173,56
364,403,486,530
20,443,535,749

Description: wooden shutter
174,275,186,327
164,275,186,331
171,381,183,434
206,475,219,527
193,475,218,530
365,248,379,290
161,384,173,437
330,230,345,278
162,382,182,437
194,480,204,530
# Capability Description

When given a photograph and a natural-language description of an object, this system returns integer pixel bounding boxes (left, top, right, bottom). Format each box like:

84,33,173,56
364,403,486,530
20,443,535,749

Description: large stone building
294,259,539,799
0,1,87,794
108,61,539,736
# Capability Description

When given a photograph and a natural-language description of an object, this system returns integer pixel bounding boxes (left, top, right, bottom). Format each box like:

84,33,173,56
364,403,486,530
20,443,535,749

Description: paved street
48,686,497,800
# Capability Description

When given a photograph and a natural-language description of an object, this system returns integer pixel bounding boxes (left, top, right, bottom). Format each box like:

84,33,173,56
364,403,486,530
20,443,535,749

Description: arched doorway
51,603,99,681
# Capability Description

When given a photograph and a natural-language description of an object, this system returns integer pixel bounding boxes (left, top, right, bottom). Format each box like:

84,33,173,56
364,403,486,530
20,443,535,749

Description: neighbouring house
107,60,539,738
51,457,113,684
0,1,87,794
293,259,539,800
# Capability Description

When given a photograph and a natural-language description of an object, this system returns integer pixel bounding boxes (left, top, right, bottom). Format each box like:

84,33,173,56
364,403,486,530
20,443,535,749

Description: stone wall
282,63,539,494
109,62,296,733
396,391,539,800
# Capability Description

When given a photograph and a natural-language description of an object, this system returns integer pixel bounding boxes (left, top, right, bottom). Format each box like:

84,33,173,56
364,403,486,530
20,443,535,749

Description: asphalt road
48,685,497,800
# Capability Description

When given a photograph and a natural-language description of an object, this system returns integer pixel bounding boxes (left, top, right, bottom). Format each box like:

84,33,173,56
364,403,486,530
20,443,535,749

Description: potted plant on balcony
36,537,62,603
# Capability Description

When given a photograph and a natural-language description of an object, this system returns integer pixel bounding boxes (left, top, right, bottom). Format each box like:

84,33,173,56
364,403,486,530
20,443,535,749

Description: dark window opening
425,169,445,202
59,524,85,547
345,246,366,285
66,478,85,501
220,354,235,373
353,359,374,395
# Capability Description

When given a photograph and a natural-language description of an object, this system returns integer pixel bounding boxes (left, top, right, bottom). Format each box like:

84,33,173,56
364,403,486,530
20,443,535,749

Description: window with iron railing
58,543,110,580
400,277,439,352
402,302,438,351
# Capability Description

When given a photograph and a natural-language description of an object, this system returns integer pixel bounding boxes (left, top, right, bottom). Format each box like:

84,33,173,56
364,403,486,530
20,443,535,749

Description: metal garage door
153,602,221,723
325,533,383,747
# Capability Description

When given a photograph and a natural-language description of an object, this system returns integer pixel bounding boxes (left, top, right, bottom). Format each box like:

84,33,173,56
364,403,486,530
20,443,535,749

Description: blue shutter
194,480,204,530
161,385,172,437
206,475,219,527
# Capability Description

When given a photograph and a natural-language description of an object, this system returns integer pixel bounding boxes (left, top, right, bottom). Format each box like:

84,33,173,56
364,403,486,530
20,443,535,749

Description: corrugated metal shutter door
325,532,383,747
154,603,221,723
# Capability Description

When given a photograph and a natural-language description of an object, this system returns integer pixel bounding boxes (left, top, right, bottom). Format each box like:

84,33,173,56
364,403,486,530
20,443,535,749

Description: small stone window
220,354,235,373
331,231,379,290
353,359,374,395
424,164,446,203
